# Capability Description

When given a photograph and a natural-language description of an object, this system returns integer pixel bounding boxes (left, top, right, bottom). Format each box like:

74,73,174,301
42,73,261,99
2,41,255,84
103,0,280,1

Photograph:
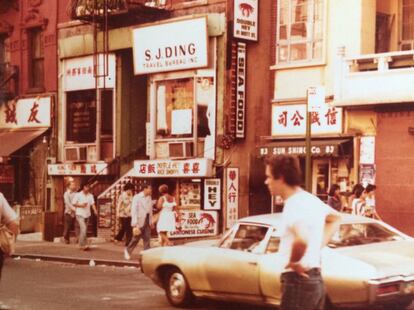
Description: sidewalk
11,238,157,267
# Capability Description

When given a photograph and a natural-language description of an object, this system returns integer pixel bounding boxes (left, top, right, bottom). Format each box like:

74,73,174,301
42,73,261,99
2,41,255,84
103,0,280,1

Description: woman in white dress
156,184,177,246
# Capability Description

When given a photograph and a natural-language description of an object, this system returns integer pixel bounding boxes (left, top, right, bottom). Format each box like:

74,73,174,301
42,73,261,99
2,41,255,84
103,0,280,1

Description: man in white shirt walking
72,184,97,250
0,192,18,278
124,185,153,260
63,181,77,244
264,155,341,310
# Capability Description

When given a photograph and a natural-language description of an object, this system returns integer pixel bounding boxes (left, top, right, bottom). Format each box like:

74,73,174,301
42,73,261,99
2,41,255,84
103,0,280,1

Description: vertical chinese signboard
204,179,221,210
226,168,239,229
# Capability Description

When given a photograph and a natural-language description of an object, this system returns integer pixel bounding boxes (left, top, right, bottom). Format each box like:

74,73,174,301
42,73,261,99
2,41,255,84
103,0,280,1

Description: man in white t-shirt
264,155,341,310
72,184,97,250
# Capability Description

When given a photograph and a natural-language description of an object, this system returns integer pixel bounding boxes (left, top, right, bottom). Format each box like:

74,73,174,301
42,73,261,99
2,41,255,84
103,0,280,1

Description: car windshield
328,223,404,248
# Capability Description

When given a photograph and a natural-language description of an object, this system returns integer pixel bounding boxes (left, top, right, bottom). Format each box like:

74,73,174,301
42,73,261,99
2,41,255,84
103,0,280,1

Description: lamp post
306,86,325,192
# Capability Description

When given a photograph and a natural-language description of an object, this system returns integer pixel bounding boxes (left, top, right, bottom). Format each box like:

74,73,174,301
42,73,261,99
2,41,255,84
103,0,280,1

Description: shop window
179,180,201,210
156,78,194,138
66,90,97,143
28,28,44,89
276,0,324,64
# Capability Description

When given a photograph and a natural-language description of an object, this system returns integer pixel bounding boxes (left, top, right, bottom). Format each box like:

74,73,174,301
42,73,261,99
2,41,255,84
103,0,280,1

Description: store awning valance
257,138,352,157
0,128,48,156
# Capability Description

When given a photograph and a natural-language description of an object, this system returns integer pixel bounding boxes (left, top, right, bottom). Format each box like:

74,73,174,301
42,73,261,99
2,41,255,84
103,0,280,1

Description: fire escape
0,64,18,103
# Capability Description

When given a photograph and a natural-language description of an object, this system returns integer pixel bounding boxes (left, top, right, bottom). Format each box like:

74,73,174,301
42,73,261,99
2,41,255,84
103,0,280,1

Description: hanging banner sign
132,17,208,75
226,167,239,229
234,0,258,41
169,210,218,238
204,178,221,210
236,42,246,138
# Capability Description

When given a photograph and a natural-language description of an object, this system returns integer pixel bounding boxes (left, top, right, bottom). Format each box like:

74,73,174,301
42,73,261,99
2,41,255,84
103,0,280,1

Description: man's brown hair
265,155,302,186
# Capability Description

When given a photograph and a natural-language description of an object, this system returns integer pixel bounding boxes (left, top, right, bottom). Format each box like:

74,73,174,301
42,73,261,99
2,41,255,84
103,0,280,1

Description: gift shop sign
204,179,221,210
0,97,51,129
48,163,108,175
63,54,115,91
132,17,208,75
133,159,213,178
272,104,343,136
169,210,218,238
226,168,239,229
234,0,258,41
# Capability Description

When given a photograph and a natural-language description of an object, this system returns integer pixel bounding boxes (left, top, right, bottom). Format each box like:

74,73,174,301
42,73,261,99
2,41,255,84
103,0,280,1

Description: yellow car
140,213,414,309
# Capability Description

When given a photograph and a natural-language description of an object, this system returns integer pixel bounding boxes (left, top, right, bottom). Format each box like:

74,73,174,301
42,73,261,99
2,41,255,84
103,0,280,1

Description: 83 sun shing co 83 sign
132,17,208,75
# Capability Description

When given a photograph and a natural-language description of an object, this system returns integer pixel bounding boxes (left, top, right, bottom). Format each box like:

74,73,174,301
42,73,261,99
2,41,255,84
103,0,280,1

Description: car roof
239,212,378,227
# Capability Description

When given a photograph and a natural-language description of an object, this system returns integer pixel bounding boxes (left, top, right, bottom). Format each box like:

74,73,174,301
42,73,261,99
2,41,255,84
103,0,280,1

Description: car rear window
328,223,404,248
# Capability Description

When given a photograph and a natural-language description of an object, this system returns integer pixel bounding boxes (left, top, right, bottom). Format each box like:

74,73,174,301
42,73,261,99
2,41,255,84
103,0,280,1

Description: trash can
43,211,57,242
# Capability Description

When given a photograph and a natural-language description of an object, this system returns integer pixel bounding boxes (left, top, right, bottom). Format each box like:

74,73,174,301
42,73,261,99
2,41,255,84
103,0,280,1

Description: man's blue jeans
280,268,325,310
76,216,89,247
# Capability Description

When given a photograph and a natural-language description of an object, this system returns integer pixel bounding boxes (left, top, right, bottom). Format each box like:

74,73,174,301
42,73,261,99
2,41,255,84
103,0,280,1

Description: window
100,89,113,136
156,78,194,138
221,224,269,253
277,0,324,64
29,28,44,89
0,35,5,66
66,90,97,143
401,0,414,50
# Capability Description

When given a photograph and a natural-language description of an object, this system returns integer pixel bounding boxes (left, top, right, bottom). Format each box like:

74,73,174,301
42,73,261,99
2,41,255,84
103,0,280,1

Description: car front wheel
164,268,194,307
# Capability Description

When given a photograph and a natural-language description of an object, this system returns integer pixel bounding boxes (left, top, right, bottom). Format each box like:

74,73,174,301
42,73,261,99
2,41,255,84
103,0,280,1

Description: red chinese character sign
0,97,51,129
226,167,239,229
271,104,342,136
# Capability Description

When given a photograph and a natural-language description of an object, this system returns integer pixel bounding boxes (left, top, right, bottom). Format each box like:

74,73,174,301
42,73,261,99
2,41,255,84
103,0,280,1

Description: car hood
336,240,414,278
183,238,220,247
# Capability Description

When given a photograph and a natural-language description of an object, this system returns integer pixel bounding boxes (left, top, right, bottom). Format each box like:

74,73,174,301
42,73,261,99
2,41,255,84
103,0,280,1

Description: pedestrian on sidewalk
124,185,153,260
114,182,134,246
327,184,342,212
63,181,77,244
156,184,177,247
73,184,97,250
264,155,341,310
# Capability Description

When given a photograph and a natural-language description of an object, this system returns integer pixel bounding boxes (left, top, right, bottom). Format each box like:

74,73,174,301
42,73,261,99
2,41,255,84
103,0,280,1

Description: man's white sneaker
124,248,131,260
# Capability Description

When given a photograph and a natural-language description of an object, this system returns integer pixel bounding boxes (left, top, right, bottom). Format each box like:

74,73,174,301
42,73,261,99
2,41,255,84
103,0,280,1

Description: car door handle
248,261,258,266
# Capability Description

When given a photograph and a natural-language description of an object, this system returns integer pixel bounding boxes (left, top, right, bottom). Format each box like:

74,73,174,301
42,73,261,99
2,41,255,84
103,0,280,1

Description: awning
257,138,352,157
0,128,48,156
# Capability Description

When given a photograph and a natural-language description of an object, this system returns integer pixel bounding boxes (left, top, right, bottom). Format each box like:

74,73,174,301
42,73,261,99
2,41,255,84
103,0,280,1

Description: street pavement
0,259,268,310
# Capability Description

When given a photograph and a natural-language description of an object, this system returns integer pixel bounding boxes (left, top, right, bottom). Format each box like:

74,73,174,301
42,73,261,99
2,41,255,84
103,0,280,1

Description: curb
11,253,140,268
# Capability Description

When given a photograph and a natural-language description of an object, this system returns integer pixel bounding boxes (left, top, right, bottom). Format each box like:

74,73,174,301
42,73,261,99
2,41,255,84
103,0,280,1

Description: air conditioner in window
168,142,194,159
65,146,88,162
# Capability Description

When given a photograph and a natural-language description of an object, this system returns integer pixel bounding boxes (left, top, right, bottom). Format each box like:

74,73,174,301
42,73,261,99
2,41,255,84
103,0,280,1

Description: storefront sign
169,210,218,238
234,0,258,41
259,143,340,157
47,163,108,175
0,165,14,183
360,136,375,164
236,42,246,138
226,168,239,229
0,97,51,129
133,159,213,177
63,54,116,91
132,17,208,75
272,104,343,136
204,179,221,210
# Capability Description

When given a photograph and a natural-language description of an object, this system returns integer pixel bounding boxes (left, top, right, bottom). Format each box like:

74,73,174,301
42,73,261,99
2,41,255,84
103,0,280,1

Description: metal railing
0,63,18,101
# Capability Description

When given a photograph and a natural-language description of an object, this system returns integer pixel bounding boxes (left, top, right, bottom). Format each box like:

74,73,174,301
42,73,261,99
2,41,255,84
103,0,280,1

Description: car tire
164,268,194,307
